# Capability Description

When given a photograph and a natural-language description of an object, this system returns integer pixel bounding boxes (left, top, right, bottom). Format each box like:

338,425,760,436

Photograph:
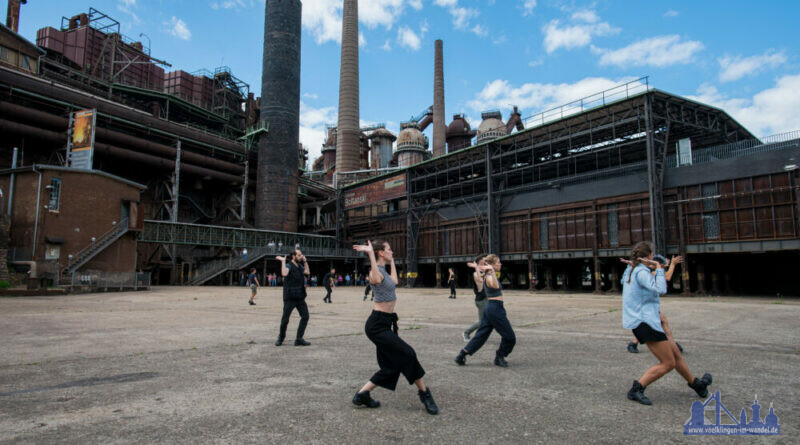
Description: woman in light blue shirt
622,241,713,405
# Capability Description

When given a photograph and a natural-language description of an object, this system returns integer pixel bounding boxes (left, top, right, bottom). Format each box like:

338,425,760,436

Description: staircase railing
63,220,129,276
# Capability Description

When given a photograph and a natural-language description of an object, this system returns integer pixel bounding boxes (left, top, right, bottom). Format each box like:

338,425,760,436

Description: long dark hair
627,241,653,283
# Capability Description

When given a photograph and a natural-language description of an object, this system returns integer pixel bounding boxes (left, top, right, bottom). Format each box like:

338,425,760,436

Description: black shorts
632,323,668,344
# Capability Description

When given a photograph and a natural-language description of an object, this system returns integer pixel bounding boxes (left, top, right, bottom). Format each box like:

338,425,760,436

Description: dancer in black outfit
322,267,335,303
447,268,457,299
462,255,487,341
455,254,516,367
275,249,311,346
363,282,373,301
351,240,438,415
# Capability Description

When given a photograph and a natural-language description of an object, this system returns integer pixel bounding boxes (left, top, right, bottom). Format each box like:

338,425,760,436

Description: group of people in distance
245,238,713,415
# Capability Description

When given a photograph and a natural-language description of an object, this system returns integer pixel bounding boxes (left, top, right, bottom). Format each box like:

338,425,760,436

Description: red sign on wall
344,173,407,210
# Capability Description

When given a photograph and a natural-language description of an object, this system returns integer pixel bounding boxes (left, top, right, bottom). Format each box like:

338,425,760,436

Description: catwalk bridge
138,220,358,285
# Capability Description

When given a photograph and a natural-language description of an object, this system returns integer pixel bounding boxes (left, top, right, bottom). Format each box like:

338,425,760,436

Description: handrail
69,220,128,264
522,77,650,129
667,131,800,168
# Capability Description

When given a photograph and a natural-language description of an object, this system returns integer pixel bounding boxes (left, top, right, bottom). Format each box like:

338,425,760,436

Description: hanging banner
344,172,407,210
69,109,97,170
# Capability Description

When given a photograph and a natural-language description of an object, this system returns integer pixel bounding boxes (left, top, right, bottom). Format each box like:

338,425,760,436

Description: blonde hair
484,254,499,265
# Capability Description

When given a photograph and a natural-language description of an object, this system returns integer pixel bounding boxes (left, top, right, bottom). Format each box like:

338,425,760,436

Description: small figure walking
248,268,259,306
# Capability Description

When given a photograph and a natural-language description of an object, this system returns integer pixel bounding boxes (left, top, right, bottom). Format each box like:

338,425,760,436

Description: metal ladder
62,221,130,277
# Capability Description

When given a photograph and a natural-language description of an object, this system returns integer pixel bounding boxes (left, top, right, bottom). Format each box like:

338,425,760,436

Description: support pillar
435,260,442,288
544,266,554,291
528,255,534,291
677,192,691,296
710,272,720,295
644,94,669,255
611,266,620,293
696,263,707,295
169,140,181,285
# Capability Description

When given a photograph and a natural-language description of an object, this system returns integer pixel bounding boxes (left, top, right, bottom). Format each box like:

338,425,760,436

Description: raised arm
664,255,682,282
467,262,484,287
276,256,289,277
303,262,310,276
353,241,383,285
388,258,399,285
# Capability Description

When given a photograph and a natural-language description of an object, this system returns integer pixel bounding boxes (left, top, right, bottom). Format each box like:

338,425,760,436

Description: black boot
627,341,639,353
418,388,439,415
294,338,310,346
494,354,509,368
688,373,713,397
454,350,467,366
627,380,652,405
352,390,380,408
275,337,284,346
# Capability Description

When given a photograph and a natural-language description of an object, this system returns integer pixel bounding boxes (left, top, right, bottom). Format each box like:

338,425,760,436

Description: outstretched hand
619,258,633,265
352,240,374,253
639,258,661,269
275,256,286,261
670,255,683,265
467,262,478,269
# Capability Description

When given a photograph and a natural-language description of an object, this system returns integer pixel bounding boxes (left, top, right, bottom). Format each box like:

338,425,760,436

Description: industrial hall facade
1,3,798,295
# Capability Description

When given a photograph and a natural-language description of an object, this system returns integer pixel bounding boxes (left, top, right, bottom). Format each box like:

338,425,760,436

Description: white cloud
688,74,800,137
381,40,392,51
571,9,598,23
471,24,488,37
303,93,319,100
300,101,337,165
434,0,482,33
117,0,140,25
663,9,679,18
718,50,786,82
397,26,421,50
467,76,640,115
359,32,367,47
165,17,192,40
594,35,703,67
542,17,619,53
210,0,246,10
302,0,422,44
522,0,536,17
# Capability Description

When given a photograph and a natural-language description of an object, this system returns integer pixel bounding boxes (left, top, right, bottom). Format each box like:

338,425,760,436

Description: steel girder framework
139,220,358,258
401,90,756,269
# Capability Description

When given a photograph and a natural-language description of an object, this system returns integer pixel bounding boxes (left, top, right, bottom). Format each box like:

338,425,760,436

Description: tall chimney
335,0,361,174
255,0,302,231
5,0,26,33
432,39,446,157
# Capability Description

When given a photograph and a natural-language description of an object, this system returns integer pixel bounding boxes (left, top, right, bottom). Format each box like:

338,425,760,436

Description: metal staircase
187,246,274,285
62,221,130,277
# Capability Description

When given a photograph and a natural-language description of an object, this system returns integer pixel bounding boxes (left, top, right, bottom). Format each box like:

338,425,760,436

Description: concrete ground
0,286,797,444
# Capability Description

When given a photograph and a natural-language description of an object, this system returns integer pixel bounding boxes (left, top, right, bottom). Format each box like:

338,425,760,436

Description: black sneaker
676,342,684,353
454,350,467,366
352,390,380,408
275,337,284,346
627,380,652,405
294,339,311,346
627,342,639,353
689,373,713,398
418,388,439,415
494,355,509,368
249,300,256,306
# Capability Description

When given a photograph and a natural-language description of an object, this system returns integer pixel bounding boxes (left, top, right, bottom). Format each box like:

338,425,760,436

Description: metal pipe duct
0,66,245,154
335,0,361,173
0,101,245,175
0,118,241,183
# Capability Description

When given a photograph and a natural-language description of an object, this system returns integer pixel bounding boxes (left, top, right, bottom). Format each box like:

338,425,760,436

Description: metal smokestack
6,0,26,33
432,39,446,157
255,0,301,231
335,0,361,174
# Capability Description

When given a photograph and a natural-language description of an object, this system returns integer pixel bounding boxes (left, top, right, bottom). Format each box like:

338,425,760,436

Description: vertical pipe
335,0,360,173
7,147,17,216
432,39,446,157
256,0,301,231
32,164,42,260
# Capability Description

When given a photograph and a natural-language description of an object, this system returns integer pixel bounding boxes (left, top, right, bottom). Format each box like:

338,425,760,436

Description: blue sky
15,0,800,164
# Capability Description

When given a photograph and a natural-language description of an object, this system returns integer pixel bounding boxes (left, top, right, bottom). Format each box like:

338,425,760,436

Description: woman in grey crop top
455,254,517,368
351,240,438,415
